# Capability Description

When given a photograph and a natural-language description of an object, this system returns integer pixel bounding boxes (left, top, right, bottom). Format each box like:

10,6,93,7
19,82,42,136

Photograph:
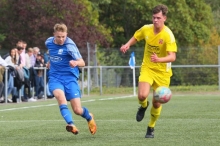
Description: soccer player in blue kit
45,23,97,135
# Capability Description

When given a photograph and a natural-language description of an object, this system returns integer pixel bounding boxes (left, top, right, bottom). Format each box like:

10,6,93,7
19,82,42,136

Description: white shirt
0,56,8,67
25,53,31,69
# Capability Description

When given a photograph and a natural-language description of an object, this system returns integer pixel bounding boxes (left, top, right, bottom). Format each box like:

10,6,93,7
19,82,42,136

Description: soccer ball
154,86,172,103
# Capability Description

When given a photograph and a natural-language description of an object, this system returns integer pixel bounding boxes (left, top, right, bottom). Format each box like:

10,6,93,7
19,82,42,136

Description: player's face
152,11,166,29
54,31,67,45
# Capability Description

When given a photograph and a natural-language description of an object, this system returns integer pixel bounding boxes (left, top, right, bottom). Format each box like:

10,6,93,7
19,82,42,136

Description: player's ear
163,16,167,21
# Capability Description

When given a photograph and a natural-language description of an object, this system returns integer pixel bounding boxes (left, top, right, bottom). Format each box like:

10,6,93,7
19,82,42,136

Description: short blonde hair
27,47,33,53
54,23,67,33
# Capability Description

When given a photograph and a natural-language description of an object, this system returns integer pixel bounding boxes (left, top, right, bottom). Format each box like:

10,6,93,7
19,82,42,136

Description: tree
95,0,213,66
0,0,112,64
204,0,220,34
90,0,214,86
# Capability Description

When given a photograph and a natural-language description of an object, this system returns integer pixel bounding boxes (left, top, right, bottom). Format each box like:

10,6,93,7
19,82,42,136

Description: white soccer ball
154,86,172,103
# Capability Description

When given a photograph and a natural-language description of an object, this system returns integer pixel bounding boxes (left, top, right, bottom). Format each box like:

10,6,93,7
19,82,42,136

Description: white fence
2,64,220,103
81,65,220,96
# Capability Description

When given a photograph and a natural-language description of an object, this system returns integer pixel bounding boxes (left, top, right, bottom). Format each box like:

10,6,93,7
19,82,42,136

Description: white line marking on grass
0,104,57,112
0,118,219,123
82,99,96,102
0,95,134,112
95,95,134,101
0,94,217,112
6,120,131,122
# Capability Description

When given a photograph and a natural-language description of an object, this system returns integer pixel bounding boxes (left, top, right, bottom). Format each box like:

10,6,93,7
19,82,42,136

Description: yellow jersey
134,24,177,77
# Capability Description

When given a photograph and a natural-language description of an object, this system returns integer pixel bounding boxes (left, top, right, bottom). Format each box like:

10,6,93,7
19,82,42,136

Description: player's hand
69,60,78,67
46,62,50,69
151,52,159,63
120,44,129,53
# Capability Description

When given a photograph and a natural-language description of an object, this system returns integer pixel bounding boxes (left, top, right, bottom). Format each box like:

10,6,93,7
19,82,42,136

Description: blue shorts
48,75,81,101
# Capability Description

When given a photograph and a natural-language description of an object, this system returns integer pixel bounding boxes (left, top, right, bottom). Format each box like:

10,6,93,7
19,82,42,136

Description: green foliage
204,0,220,34
0,0,111,62
172,27,220,86
0,34,5,43
205,0,220,11
94,0,215,86
95,0,214,68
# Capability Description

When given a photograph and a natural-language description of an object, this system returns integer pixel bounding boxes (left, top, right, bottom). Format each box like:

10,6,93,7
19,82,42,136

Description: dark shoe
136,101,149,122
37,92,44,99
145,126,154,138
66,125,79,135
21,96,28,102
12,95,17,103
47,95,54,99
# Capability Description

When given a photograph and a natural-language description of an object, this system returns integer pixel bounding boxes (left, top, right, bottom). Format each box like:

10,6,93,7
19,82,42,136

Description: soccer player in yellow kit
120,4,177,138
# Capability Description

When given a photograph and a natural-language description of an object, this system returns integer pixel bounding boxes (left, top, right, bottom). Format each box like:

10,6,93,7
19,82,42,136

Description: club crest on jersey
159,39,163,44
58,49,63,54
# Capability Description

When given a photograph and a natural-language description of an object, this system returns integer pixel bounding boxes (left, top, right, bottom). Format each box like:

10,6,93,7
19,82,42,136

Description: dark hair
9,47,17,64
152,4,168,16
16,46,23,51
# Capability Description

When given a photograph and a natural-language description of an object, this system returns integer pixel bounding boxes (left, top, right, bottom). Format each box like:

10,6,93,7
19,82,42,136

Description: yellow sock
138,99,148,108
148,105,162,128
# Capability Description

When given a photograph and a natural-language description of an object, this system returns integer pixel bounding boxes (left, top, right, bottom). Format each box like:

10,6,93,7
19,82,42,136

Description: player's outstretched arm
120,37,137,54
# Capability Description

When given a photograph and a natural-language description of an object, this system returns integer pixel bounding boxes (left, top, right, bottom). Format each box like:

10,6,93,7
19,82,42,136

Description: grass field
0,93,220,146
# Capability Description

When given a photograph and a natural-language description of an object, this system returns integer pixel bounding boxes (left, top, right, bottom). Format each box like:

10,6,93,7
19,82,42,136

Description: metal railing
2,64,220,103
3,67,47,103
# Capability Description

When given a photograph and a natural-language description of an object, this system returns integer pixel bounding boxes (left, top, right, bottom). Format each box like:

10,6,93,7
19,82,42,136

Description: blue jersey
45,37,82,79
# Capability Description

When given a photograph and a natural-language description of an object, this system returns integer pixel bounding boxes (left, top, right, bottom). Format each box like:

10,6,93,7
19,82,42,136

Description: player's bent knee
73,108,82,115
138,94,148,101
152,101,161,108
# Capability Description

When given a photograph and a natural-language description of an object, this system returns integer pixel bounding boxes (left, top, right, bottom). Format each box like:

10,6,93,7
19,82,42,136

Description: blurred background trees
0,0,219,86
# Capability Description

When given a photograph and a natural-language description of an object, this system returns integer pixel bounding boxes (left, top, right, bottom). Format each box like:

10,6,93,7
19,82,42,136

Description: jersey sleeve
134,25,151,41
165,29,177,52
134,25,146,41
45,37,53,48
66,38,82,60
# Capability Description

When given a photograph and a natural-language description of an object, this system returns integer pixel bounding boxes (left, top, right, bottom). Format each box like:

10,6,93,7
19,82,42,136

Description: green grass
85,85,220,95
0,93,220,146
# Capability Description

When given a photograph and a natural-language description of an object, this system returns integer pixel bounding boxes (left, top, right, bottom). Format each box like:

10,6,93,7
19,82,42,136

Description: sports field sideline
0,93,219,146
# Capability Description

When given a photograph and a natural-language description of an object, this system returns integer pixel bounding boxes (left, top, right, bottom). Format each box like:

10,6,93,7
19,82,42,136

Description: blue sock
59,104,73,125
81,107,92,121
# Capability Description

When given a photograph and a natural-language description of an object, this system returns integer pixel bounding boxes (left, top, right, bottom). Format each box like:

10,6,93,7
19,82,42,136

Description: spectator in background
30,47,41,99
16,40,26,67
0,55,9,67
24,47,36,102
4,47,19,102
16,46,27,102
34,52,45,99
16,41,27,101
31,47,40,67
43,50,53,98
25,47,33,69
0,65,5,103
5,47,19,66
44,50,49,65
0,56,7,103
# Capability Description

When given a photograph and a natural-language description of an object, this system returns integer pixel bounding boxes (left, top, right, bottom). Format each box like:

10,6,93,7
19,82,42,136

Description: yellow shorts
139,67,170,90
